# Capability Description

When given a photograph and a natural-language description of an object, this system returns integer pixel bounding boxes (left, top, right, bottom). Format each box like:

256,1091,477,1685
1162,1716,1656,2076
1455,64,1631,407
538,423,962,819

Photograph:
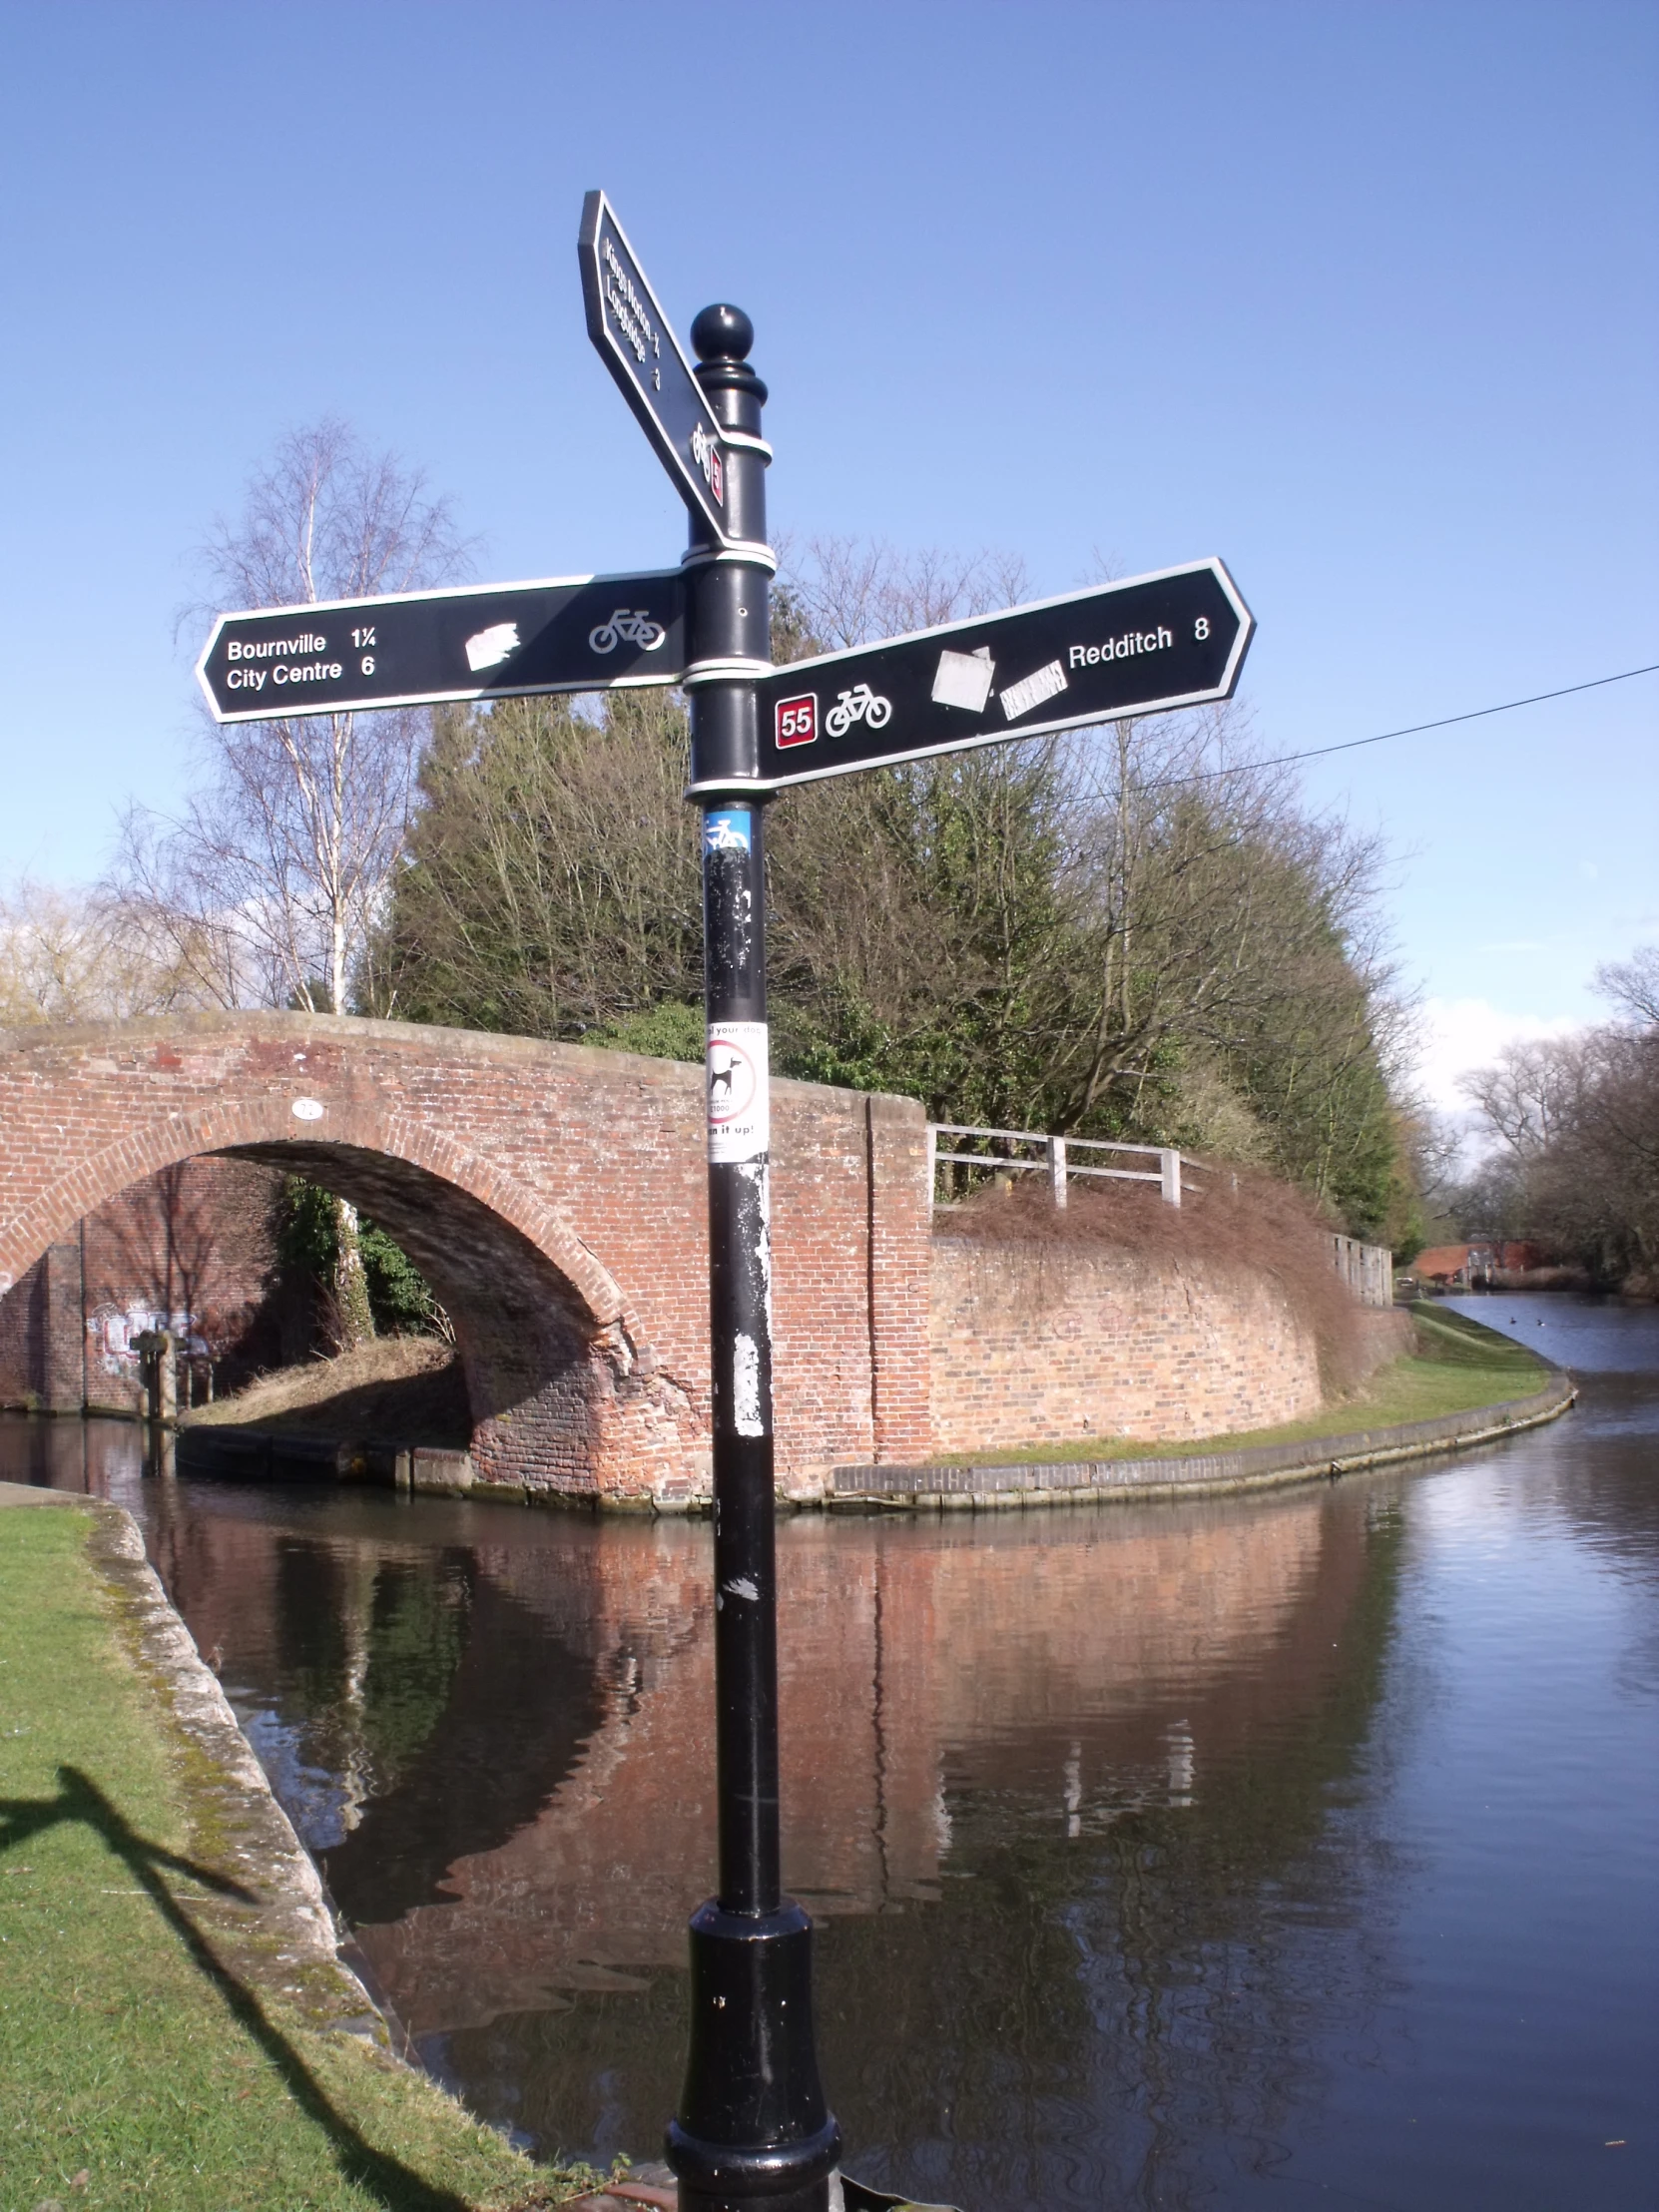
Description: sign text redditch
1068,623,1177,670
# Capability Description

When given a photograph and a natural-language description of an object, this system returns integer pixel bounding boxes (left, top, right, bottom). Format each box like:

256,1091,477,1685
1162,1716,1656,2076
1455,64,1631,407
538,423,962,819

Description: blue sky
1,0,1654,1100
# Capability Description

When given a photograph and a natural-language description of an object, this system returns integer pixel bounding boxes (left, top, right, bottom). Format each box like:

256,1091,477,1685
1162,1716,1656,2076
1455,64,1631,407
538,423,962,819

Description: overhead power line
1156,658,1659,789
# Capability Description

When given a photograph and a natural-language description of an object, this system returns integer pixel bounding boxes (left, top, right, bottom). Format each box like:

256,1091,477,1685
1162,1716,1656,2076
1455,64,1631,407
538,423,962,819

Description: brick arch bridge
0,1013,931,1502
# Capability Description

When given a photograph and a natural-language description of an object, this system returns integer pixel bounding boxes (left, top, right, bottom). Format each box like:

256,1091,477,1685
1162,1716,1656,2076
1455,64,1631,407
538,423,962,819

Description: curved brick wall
929,1235,1334,1455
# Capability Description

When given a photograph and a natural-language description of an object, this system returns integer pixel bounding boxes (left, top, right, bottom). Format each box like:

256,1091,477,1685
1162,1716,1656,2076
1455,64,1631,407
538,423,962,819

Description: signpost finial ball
691,303,754,363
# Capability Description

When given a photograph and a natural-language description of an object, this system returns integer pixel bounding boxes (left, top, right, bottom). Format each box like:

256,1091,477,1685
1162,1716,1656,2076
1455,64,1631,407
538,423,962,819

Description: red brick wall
0,1241,104,1414
0,1246,54,1410
0,1158,281,1415
928,1235,1328,1454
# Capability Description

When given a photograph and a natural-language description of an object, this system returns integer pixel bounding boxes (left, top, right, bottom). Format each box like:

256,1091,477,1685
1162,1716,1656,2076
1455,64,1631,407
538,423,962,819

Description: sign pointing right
741,558,1254,790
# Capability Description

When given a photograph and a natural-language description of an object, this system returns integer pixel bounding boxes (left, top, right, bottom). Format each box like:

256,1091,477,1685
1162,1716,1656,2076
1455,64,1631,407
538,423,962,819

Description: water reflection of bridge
135,1480,1380,2041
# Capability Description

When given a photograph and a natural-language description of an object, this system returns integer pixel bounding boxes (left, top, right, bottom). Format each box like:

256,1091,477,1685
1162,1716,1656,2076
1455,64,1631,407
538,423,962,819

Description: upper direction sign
578,190,735,546
741,560,1254,790
197,570,686,724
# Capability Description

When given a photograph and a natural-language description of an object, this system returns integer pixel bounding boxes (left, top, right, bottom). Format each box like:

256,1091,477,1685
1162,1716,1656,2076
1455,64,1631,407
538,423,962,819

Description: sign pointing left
196,569,687,724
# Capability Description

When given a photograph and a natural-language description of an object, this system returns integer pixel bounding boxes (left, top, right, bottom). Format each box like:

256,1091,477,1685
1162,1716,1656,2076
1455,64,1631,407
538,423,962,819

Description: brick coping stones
828,1376,1576,1509
59,1495,390,2032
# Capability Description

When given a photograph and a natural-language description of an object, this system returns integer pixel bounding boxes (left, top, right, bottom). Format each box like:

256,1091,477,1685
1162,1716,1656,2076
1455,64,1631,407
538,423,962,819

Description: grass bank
958,1302,1553,1468
0,1499,598,2211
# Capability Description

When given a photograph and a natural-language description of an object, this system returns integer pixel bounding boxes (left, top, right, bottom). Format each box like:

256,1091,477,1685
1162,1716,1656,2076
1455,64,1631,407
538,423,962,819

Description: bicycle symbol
588,608,667,654
690,422,725,504
825,683,892,738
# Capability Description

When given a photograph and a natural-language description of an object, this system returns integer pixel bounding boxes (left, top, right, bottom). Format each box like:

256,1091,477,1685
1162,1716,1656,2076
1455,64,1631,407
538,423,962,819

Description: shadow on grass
1,1765,473,2211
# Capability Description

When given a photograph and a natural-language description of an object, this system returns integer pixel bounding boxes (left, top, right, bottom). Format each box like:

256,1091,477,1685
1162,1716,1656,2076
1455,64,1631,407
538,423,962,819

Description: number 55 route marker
733,558,1254,792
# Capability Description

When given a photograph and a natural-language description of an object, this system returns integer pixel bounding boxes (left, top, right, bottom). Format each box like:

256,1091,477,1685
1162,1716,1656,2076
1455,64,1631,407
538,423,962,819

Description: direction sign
196,569,686,724
578,190,736,546
742,560,1254,789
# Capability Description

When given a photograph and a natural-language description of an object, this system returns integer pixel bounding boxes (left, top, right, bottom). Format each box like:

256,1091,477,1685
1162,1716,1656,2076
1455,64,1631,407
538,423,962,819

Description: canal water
5,1292,1655,2209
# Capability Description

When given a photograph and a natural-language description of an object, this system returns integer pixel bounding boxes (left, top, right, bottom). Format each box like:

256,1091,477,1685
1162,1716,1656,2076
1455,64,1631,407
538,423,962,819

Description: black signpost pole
193,194,1256,2209
666,305,839,2212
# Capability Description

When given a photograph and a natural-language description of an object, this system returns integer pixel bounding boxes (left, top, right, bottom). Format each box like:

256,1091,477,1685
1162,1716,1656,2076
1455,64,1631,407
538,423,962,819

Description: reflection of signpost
197,188,1252,2212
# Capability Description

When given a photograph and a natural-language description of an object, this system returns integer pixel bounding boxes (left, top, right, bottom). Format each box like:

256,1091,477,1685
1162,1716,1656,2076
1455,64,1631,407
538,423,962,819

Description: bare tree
1459,1012,1659,1288
1595,943,1659,1027
111,420,470,1345
1458,1036,1585,1162
775,534,1030,654
0,879,223,1028
115,419,470,1017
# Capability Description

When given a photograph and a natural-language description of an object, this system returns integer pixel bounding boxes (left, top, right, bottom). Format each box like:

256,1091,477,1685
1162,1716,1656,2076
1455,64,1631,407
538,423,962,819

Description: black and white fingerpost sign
746,560,1253,788
197,570,687,723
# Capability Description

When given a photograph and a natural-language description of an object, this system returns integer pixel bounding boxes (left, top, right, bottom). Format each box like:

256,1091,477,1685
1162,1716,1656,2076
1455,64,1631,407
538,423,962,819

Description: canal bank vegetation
949,1170,1381,1394
956,1300,1551,1468
276,1174,453,1348
0,1501,604,2209
1451,944,1659,1297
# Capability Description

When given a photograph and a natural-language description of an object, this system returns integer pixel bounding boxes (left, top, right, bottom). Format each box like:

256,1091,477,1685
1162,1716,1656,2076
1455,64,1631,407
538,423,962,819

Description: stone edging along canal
829,1374,1578,1510
1,1483,393,2044
177,1373,1578,1514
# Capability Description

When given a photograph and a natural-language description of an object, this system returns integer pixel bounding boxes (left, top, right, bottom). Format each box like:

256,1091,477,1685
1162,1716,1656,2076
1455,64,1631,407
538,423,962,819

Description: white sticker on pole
707,1021,770,1164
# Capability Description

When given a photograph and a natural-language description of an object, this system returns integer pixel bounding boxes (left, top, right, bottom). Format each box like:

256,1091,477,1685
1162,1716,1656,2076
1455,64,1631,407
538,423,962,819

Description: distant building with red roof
1412,1241,1544,1287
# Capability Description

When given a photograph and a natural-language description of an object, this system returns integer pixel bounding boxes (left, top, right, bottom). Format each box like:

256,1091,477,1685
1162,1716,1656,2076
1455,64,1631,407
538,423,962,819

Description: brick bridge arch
0,1012,931,1502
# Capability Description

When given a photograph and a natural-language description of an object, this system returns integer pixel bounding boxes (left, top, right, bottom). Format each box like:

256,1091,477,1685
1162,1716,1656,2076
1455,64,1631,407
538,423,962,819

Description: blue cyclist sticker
703,810,752,856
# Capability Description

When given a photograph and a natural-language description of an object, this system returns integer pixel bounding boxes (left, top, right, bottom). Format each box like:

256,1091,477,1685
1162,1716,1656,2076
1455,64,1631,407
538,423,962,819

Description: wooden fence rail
925,1122,1395,1308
